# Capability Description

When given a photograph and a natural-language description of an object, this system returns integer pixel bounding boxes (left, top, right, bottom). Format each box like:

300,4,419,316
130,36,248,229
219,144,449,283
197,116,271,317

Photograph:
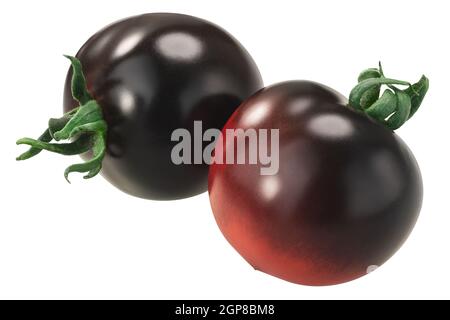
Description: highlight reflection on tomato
209,68,428,285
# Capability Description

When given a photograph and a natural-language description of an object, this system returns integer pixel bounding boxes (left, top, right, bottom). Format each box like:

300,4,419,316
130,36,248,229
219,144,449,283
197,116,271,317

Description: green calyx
349,62,429,130
16,55,107,182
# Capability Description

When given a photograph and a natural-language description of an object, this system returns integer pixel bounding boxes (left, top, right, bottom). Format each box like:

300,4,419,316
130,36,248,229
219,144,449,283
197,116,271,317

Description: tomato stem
348,63,429,130
16,56,107,182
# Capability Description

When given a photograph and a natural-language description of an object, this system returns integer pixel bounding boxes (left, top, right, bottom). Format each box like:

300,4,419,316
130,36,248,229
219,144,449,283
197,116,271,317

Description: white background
0,0,449,299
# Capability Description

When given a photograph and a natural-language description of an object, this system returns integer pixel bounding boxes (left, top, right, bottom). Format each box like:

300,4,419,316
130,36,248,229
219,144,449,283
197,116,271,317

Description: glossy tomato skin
209,81,422,285
63,13,262,200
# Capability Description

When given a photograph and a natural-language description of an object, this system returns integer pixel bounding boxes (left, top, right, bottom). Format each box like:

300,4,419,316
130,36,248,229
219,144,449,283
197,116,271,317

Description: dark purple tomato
209,81,423,285
60,13,262,200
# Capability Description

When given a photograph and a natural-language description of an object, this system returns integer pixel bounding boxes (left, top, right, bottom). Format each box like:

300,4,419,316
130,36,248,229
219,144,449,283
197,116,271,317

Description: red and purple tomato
209,81,423,285
62,13,262,200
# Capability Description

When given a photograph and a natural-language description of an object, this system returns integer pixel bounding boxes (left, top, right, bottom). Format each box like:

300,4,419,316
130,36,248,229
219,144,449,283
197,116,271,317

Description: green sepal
358,68,382,109
64,55,92,105
17,134,93,156
404,75,429,119
348,63,429,130
53,101,103,141
64,132,106,182
349,77,410,111
365,89,397,123
386,89,411,130
16,55,108,182
16,129,53,161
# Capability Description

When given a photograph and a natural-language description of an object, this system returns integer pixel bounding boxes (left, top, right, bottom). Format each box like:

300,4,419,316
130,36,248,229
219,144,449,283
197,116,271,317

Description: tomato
17,13,262,200
209,76,427,285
